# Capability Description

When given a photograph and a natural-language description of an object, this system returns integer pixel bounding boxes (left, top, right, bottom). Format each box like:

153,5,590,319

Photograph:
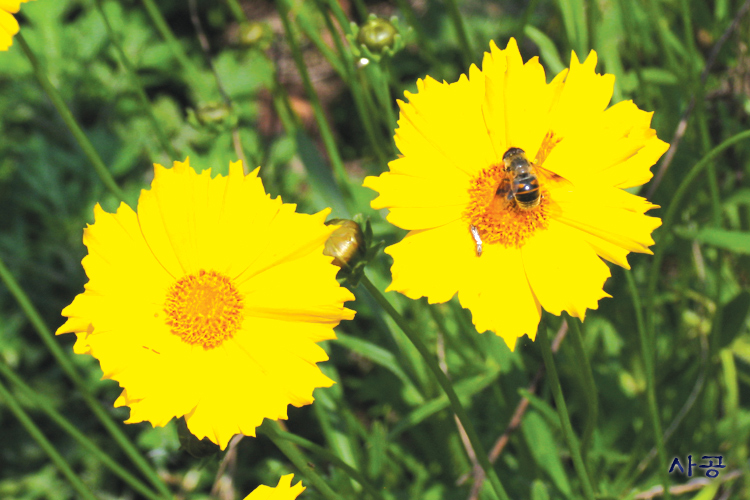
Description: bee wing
494,174,515,210
536,165,574,193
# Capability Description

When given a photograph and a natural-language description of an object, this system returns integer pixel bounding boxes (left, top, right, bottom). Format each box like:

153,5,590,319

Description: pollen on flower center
464,135,562,249
164,269,244,349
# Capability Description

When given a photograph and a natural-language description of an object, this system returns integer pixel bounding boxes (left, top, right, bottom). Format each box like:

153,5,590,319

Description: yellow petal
548,51,615,140
393,69,495,178
0,9,19,50
481,38,556,161
552,183,662,263
243,474,306,500
521,221,611,320
458,244,541,351
385,219,476,303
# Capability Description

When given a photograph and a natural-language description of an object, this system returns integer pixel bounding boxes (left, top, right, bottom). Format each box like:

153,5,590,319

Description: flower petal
481,38,557,161
458,244,541,351
522,220,611,320
385,219,476,303
548,51,615,141
393,67,496,179
243,474,305,500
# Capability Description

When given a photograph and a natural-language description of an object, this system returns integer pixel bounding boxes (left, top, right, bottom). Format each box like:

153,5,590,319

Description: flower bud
324,219,365,269
195,102,233,127
236,21,272,49
356,17,398,54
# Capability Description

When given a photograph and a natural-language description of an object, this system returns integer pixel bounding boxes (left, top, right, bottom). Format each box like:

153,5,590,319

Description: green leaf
521,411,572,498
693,228,750,254
524,26,565,76
717,291,750,350
530,480,551,500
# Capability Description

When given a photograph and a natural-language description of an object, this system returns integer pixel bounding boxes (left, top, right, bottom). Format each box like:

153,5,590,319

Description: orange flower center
464,133,559,249
164,270,244,349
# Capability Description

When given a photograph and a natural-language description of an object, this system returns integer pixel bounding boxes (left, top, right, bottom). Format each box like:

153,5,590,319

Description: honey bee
500,147,564,210
470,147,572,257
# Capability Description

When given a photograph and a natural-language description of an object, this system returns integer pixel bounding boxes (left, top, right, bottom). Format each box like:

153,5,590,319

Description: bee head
503,147,525,161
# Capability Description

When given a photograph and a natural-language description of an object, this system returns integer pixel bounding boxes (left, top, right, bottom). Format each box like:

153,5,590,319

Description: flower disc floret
164,270,244,349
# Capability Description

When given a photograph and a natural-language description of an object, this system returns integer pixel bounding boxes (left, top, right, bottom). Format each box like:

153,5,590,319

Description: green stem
566,317,598,461
0,362,163,500
516,0,542,42
315,3,390,167
275,0,356,212
17,33,127,203
260,421,347,500
626,270,671,500
0,378,99,500
93,0,178,160
293,6,348,79
361,275,510,500
444,0,474,68
0,255,172,498
393,0,440,67
323,0,354,36
536,320,596,500
368,60,398,146
270,426,385,500
140,0,201,77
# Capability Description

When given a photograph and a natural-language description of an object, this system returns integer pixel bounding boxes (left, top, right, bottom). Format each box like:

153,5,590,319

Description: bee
470,147,572,256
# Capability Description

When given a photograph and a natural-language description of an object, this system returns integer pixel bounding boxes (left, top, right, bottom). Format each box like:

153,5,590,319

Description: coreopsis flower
57,159,355,449
363,38,667,351
0,0,32,51
243,474,305,500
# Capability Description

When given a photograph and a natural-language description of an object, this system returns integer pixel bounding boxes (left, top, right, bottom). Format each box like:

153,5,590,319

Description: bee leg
470,225,483,257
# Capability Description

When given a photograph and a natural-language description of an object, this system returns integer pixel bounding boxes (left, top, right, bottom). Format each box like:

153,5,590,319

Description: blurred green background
1,0,750,498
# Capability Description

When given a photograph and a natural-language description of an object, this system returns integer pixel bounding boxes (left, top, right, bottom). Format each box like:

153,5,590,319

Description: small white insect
470,225,483,257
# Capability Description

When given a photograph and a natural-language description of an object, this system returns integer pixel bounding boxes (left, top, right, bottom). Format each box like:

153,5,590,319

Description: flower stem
360,275,510,500
627,270,672,500
260,421,348,500
17,33,127,204
314,3,390,167
139,0,201,79
0,377,99,500
0,254,172,499
92,0,178,161
444,0,474,68
0,361,163,500
275,0,356,213
536,320,596,500
566,316,598,461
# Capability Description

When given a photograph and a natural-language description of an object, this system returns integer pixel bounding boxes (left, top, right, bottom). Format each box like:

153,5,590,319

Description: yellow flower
57,159,355,449
243,474,305,500
0,0,32,51
363,39,667,351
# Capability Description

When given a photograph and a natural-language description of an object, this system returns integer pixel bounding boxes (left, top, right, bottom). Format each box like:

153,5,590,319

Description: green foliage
1,0,750,499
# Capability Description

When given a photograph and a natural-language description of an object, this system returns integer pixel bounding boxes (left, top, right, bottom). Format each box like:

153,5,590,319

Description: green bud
236,22,272,50
356,17,398,54
347,14,410,62
324,219,365,269
195,102,233,127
